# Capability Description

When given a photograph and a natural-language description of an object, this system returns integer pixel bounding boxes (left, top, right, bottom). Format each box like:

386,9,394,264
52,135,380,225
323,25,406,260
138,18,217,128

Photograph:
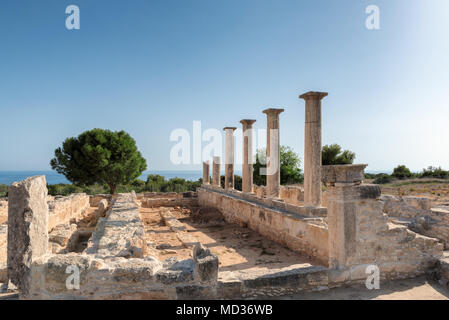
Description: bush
0,184,8,197
420,166,449,179
220,175,242,191
253,146,303,186
373,174,393,185
392,165,412,179
145,175,201,193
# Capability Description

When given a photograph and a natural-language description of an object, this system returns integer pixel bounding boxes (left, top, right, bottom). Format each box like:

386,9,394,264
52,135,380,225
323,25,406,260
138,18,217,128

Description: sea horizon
0,169,392,186
0,170,205,185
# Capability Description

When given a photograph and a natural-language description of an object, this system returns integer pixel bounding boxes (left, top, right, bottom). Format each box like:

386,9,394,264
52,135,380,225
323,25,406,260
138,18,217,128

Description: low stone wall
279,186,304,206
382,195,449,249
254,185,304,206
48,194,90,231
142,197,198,208
89,194,113,207
197,185,329,264
85,192,146,259
322,167,444,284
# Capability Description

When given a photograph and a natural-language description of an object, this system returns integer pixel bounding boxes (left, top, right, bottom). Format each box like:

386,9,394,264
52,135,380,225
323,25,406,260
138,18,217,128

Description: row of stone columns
202,91,328,207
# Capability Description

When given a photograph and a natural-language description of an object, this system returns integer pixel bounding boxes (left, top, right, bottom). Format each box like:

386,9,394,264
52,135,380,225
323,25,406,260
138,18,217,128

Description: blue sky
0,0,448,172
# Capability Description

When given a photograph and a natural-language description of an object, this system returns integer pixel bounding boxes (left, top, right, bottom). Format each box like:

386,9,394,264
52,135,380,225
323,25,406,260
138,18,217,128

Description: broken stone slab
49,224,78,248
7,176,49,296
159,210,187,231
193,244,218,284
176,232,200,248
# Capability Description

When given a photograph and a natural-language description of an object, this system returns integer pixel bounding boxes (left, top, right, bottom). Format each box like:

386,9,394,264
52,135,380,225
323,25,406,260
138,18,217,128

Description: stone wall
197,185,329,264
322,165,444,284
85,192,146,259
255,185,304,206
25,192,220,300
48,193,90,231
382,195,449,249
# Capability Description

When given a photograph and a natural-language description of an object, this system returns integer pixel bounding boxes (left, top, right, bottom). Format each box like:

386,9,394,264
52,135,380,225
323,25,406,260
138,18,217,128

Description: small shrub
373,174,393,184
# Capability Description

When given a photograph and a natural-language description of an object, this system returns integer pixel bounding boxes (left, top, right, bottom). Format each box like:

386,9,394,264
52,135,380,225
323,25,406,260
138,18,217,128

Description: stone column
240,120,256,193
223,127,237,190
7,176,49,296
212,156,221,187
263,108,284,198
300,91,328,207
322,164,371,269
202,161,210,185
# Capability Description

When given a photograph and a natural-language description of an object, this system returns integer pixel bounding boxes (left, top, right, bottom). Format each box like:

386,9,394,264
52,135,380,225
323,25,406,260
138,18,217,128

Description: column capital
299,91,328,101
223,127,237,131
240,119,256,126
263,108,284,116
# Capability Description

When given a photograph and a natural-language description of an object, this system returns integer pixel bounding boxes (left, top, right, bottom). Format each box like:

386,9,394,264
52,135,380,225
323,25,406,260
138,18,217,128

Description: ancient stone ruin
1,91,449,299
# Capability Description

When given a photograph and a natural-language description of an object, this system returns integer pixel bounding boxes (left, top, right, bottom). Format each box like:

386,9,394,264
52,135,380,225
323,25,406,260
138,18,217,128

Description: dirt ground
377,179,449,207
274,277,449,300
140,206,321,273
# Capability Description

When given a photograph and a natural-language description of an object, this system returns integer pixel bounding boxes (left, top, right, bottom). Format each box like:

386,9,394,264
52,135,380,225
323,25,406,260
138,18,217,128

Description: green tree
253,146,303,186
322,144,355,165
392,165,412,179
50,129,147,194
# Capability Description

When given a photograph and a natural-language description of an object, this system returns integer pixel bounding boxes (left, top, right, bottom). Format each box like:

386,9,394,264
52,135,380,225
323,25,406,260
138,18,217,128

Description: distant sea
0,169,391,186
0,171,203,186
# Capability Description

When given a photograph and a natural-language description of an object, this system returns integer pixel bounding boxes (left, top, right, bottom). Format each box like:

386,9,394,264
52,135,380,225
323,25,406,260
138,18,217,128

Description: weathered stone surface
223,127,237,190
48,193,89,230
240,120,256,193
160,210,186,231
300,92,327,207
49,224,77,248
193,244,218,284
327,174,443,279
263,108,284,198
7,176,49,295
382,195,449,249
322,164,368,184
176,232,200,248
86,192,146,259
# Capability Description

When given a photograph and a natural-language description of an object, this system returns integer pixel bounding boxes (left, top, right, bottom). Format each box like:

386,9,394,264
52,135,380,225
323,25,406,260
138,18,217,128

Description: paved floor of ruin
2,277,448,300
140,206,322,277
268,277,449,300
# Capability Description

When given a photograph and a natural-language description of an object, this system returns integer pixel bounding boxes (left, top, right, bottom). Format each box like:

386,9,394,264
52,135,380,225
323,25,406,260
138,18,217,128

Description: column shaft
212,156,221,187
202,161,210,185
223,127,237,189
300,91,328,207
240,120,256,193
263,109,284,198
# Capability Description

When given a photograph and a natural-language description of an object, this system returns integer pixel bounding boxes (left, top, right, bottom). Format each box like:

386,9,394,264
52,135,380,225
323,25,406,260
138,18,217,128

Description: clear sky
0,0,448,172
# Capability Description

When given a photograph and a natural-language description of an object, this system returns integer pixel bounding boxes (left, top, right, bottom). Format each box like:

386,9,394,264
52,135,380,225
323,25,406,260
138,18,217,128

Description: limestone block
322,164,368,184
193,244,218,284
7,176,49,295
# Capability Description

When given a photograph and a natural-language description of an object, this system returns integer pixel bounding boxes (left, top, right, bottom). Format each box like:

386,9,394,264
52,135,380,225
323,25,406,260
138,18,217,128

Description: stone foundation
48,193,90,231
382,195,449,249
198,185,329,264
